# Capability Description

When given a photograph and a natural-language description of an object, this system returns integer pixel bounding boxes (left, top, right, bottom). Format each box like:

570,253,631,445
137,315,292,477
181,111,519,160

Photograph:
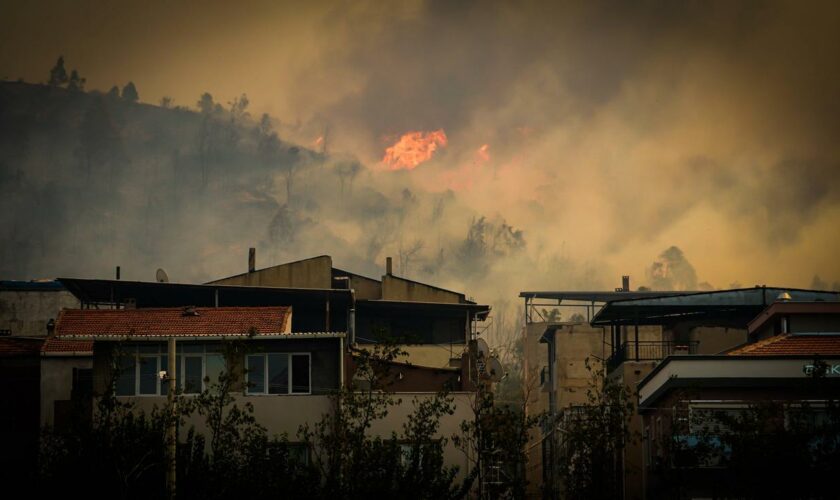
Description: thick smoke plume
3,0,840,348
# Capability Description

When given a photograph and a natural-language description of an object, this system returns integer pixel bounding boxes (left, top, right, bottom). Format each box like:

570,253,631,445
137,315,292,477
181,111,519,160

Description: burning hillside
382,129,448,170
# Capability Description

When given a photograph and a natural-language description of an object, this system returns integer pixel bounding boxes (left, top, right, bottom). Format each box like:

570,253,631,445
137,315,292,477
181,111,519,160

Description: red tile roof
42,336,93,355
728,334,840,356
0,337,44,357
54,306,291,338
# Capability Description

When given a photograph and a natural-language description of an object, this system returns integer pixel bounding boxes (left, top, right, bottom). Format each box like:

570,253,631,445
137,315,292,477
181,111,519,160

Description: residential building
636,298,840,498
519,281,685,499
0,280,79,336
40,253,491,481
593,286,840,499
0,336,44,484
0,280,81,482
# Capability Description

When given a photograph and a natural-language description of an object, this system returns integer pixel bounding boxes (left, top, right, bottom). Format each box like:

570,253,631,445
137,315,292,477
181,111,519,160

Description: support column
167,337,177,499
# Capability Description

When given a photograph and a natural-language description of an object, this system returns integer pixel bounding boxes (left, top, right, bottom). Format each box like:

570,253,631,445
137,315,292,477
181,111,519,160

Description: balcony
607,340,699,372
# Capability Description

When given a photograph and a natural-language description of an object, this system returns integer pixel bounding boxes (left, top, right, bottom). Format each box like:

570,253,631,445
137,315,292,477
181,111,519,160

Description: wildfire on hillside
382,129,448,170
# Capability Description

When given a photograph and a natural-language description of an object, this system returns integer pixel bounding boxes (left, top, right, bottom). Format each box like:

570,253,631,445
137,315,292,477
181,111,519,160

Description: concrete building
209,254,487,370
0,280,79,337
0,280,82,483
519,283,686,499
0,337,44,484
42,253,492,482
592,286,840,499
636,299,840,498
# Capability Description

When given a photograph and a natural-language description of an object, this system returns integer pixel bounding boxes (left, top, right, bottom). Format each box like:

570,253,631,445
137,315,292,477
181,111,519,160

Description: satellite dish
487,358,504,382
156,268,170,283
476,338,490,359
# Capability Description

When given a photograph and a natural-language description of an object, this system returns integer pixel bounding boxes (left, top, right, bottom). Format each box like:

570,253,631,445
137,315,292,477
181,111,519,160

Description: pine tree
67,70,86,91
48,56,68,86
121,81,139,102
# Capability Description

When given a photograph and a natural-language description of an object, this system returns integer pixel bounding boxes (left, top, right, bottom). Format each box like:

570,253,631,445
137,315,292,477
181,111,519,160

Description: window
247,353,311,395
399,442,442,469
115,354,136,396
267,442,310,466
114,343,226,396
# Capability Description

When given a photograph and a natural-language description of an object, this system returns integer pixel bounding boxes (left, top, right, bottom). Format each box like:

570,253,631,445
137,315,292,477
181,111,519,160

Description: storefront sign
803,363,840,376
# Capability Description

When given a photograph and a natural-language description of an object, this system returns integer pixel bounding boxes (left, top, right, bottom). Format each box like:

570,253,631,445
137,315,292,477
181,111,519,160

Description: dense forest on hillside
0,76,544,346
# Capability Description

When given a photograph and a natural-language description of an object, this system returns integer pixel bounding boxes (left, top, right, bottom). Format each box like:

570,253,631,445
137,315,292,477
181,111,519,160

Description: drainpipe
339,336,345,389
348,307,356,345
540,327,558,500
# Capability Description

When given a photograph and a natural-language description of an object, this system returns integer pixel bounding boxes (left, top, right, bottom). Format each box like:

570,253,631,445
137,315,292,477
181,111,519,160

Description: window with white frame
114,343,226,396
246,353,311,395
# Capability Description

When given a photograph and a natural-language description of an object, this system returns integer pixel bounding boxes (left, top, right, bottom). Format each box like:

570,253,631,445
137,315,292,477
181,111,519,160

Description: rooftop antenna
156,268,170,283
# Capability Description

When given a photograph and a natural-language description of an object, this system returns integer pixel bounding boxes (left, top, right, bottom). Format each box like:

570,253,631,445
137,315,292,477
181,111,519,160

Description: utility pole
167,337,177,499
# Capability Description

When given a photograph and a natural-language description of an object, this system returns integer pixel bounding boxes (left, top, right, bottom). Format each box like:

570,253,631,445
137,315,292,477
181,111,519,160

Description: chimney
248,248,256,273
622,275,630,292
46,318,55,336
386,256,393,276
182,306,199,317
116,266,121,280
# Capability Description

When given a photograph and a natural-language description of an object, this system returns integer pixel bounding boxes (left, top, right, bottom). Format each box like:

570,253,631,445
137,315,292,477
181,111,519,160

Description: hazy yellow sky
3,0,840,292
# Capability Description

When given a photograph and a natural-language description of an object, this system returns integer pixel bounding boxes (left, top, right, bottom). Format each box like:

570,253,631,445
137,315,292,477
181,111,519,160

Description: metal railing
607,340,699,372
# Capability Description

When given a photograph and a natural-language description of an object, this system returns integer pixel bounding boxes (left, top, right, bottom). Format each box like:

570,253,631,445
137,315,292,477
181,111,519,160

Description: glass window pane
247,355,265,394
268,354,289,394
291,354,310,394
205,354,225,387
115,354,136,396
181,343,203,354
138,344,161,354
289,444,309,466
138,356,158,395
183,356,203,394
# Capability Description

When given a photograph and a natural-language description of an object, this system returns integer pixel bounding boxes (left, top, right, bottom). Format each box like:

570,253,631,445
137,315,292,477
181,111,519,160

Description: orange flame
476,144,490,163
382,129,448,170
313,136,324,147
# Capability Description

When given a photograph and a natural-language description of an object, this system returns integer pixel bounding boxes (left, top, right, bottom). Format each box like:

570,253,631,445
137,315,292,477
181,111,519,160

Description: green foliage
541,308,561,323
38,338,475,499
177,340,319,498
298,339,465,498
48,56,68,86
553,358,634,499
67,69,86,91
453,377,538,499
659,399,840,499
121,81,139,102
38,346,170,499
197,92,217,114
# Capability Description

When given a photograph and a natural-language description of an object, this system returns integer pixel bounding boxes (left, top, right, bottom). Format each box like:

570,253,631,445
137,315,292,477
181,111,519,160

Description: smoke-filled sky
2,0,840,307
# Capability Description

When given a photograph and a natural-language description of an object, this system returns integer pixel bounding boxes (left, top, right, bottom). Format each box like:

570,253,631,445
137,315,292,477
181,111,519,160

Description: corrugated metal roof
0,280,65,291
591,287,840,326
518,290,690,302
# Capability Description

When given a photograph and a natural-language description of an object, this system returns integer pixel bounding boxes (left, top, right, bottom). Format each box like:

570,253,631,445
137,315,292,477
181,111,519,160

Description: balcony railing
607,340,699,372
